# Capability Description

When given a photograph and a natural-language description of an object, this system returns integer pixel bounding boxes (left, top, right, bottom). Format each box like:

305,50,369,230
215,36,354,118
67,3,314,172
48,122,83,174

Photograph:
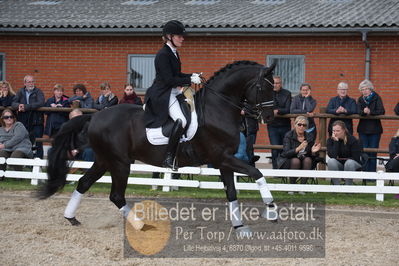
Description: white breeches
169,88,187,128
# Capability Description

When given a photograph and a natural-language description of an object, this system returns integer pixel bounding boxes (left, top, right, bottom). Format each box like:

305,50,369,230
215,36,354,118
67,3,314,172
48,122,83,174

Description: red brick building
1,0,398,148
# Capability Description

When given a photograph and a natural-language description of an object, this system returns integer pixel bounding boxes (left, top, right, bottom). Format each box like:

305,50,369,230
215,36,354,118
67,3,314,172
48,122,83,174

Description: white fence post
0,158,5,180
30,158,42,186
162,172,172,192
376,171,385,202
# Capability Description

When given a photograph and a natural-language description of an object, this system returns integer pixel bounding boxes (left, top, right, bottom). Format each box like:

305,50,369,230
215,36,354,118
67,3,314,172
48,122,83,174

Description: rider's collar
166,42,177,55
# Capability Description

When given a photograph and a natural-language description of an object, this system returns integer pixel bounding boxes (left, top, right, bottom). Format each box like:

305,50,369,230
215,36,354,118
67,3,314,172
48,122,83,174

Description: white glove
191,73,201,84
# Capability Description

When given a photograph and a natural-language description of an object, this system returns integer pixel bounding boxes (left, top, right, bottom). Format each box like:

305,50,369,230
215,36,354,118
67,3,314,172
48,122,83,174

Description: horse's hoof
65,217,81,226
261,209,278,222
235,225,252,238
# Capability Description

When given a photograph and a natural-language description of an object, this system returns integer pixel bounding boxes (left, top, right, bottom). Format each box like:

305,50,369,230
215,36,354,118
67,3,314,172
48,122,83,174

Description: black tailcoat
144,44,191,128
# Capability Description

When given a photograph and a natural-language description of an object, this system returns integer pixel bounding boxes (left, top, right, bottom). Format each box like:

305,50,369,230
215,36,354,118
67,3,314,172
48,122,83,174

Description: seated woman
0,108,33,175
327,120,362,185
386,129,399,199
277,116,321,185
386,129,399,173
68,109,94,162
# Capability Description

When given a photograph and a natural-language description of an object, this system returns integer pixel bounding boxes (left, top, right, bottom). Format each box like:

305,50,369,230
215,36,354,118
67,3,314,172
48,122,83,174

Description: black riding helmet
162,20,186,36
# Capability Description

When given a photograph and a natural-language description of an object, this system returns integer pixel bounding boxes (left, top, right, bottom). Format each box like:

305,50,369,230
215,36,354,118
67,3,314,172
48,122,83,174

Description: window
0,53,5,81
267,55,305,94
128,54,155,92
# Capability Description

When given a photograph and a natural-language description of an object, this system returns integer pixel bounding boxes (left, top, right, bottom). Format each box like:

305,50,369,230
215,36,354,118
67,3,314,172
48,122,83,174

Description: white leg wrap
64,190,83,219
256,177,273,204
229,200,243,227
120,205,144,231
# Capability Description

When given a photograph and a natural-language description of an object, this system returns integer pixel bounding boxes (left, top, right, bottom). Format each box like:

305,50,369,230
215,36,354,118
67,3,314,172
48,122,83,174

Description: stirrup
163,155,178,171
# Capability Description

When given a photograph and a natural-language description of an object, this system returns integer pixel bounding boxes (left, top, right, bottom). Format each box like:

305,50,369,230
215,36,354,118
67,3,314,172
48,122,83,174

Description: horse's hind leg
64,161,106,225
109,161,144,230
220,169,251,234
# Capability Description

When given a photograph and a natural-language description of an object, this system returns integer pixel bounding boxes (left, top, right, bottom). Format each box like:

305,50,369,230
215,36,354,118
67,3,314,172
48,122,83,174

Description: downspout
362,31,371,80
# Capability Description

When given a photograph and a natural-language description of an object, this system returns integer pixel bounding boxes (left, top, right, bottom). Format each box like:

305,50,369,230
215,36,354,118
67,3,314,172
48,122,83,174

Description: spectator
234,122,249,163
68,84,94,109
326,82,357,136
0,81,16,107
242,102,260,166
394,102,399,115
93,82,118,110
68,109,94,162
0,108,33,176
277,116,321,188
290,83,317,139
385,128,399,173
267,76,291,169
44,84,70,137
357,79,385,173
386,128,399,199
327,120,362,185
119,84,143,105
11,75,45,158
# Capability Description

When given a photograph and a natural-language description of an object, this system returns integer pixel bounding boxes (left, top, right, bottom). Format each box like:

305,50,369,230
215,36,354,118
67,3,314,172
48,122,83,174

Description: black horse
39,60,276,232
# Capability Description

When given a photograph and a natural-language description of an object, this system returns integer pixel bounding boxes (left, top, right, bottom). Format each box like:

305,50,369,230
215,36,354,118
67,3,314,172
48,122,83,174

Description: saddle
146,87,199,145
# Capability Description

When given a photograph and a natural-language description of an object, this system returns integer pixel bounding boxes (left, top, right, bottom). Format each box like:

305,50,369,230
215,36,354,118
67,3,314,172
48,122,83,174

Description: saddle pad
146,111,198,145
146,87,198,145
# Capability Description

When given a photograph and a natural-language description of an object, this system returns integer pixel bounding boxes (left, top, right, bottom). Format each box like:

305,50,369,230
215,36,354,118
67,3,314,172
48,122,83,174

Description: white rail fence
1,157,398,202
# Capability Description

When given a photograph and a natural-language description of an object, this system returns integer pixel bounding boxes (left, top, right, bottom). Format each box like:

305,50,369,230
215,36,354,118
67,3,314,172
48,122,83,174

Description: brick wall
0,34,398,149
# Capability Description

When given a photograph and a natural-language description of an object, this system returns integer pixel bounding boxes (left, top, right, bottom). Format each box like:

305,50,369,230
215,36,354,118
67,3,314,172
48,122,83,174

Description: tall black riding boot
176,94,191,134
163,119,184,170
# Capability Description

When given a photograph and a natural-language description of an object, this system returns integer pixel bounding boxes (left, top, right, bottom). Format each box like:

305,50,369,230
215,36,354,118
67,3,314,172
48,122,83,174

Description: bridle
203,66,274,119
252,67,275,117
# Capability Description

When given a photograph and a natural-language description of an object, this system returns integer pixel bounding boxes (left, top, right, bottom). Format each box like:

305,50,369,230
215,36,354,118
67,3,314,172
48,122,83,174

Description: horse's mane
205,60,262,87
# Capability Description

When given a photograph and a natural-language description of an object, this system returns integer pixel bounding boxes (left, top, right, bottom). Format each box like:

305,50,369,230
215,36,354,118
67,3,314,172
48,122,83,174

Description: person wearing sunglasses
276,116,321,191
0,108,33,178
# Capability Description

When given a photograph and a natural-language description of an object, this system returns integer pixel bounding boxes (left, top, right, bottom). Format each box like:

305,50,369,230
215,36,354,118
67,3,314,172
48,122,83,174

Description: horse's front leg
220,155,277,221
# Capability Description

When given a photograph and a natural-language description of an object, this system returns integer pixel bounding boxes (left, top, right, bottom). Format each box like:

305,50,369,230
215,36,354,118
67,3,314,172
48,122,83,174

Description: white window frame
127,54,156,93
0,53,5,81
267,55,305,95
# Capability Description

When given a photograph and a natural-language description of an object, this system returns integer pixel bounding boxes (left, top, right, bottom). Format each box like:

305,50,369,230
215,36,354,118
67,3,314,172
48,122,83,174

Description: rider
144,20,202,170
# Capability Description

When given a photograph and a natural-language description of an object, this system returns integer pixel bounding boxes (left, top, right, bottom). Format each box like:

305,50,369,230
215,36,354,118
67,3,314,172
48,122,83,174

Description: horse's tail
38,114,92,199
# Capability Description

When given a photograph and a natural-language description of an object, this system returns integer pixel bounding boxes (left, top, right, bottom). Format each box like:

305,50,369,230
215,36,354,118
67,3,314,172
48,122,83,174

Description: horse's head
244,62,276,123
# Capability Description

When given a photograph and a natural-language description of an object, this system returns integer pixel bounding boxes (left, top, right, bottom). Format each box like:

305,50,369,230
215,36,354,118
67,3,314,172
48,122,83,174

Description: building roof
1,0,399,35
